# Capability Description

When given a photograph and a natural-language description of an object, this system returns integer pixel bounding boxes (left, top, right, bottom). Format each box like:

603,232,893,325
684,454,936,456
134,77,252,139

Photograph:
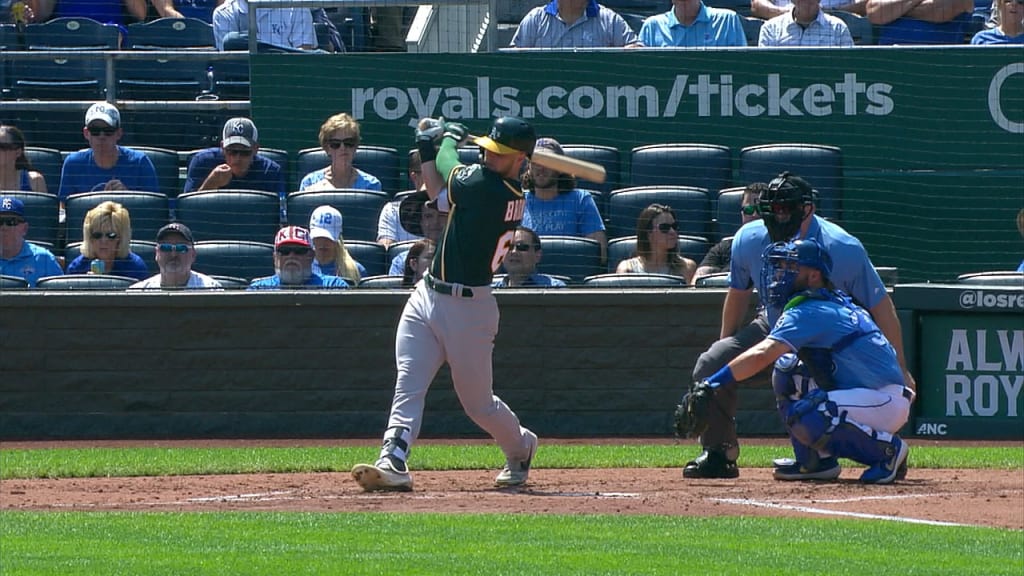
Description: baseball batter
683,239,912,484
352,116,539,492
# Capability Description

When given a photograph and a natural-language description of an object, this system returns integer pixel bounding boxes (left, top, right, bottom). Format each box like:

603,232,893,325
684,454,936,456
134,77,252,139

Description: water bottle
90,259,105,275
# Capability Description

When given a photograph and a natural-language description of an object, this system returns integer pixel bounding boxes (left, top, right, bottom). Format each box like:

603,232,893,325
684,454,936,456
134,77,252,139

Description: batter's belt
425,274,475,298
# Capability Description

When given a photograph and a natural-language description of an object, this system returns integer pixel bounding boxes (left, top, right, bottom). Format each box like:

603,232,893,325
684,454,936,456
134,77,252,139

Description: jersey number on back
490,230,515,273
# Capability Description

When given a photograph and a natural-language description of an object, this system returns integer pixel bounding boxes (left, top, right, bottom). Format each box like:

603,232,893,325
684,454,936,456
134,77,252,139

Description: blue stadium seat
120,108,230,151
0,274,29,289
23,147,63,198
24,18,121,50
1,191,60,247
606,186,712,239
294,146,402,195
133,146,183,199
64,191,170,245
286,189,390,243
65,240,159,274
36,274,136,290
582,272,689,288
629,143,732,197
209,58,250,100
562,144,621,198
716,186,745,238
827,10,874,45
115,58,212,101
344,240,387,277
192,240,274,281
126,17,216,50
209,275,250,289
738,143,843,220
606,234,711,272
741,16,763,45
10,57,107,100
357,274,406,289
695,272,730,288
536,235,604,283
258,148,291,190
175,189,280,243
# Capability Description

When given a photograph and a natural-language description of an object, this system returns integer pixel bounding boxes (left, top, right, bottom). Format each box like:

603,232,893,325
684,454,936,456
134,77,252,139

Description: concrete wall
0,289,778,440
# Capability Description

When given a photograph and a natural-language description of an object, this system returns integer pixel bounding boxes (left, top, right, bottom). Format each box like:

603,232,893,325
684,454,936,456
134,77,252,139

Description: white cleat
352,458,413,492
495,429,538,487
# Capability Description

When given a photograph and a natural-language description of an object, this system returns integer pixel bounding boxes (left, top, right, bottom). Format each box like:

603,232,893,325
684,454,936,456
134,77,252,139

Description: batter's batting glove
415,118,444,144
673,379,716,439
443,121,469,143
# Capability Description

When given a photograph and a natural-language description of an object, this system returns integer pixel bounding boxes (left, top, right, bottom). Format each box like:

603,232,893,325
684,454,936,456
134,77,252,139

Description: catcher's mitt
673,379,716,438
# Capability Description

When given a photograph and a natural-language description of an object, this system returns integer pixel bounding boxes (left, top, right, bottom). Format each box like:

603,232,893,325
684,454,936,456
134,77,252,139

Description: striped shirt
511,0,638,48
758,9,854,47
213,0,316,50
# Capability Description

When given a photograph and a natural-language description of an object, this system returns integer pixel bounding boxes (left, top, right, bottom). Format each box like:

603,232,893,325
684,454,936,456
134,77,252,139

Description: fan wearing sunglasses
695,182,767,281
615,203,697,285
58,103,159,204
492,226,566,288
184,117,284,197
299,113,382,192
248,226,349,290
0,195,63,287
65,201,150,281
129,222,222,290
0,125,47,193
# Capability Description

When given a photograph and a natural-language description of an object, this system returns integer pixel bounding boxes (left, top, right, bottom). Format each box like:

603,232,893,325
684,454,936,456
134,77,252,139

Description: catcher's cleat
773,457,842,481
860,437,909,485
682,450,739,479
352,457,413,492
495,429,538,487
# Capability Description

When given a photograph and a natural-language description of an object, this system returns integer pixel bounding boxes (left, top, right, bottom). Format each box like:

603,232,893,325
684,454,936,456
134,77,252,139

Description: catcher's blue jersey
768,290,904,390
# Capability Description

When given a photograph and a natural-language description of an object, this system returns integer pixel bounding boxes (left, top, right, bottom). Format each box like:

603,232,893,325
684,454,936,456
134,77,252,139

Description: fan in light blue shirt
639,0,747,47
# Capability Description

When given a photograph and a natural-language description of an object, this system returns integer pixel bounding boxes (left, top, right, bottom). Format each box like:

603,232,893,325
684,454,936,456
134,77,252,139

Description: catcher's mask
760,171,815,242
762,239,833,309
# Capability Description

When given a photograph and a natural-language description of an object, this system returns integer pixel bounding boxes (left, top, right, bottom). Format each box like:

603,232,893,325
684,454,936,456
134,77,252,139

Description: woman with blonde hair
308,205,366,282
616,203,697,285
65,201,149,280
299,113,383,192
0,125,47,193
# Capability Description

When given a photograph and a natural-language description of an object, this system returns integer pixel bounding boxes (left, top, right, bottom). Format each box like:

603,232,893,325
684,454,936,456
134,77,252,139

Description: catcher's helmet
473,116,537,157
762,239,833,308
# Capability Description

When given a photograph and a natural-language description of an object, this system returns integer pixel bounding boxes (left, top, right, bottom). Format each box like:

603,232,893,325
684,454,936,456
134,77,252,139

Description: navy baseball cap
156,222,195,244
0,196,25,217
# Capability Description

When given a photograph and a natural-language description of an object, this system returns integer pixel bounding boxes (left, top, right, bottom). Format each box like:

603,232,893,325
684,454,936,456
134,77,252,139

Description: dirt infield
2,439,1021,530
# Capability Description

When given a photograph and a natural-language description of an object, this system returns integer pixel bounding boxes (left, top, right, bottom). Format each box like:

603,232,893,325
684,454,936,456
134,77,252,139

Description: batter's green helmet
473,116,536,157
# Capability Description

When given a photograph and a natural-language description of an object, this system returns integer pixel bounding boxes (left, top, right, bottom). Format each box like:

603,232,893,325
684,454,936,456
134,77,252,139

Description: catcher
676,238,913,484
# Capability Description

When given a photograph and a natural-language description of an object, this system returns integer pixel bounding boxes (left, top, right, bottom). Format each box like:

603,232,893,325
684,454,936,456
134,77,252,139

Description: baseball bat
530,148,607,184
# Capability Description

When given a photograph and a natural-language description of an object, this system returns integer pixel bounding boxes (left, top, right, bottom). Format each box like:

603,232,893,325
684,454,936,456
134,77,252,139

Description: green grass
1,444,1021,479
0,512,1020,576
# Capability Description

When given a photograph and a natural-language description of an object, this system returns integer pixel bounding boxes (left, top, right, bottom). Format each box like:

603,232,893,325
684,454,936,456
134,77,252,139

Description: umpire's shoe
352,456,413,492
773,457,842,481
682,450,739,479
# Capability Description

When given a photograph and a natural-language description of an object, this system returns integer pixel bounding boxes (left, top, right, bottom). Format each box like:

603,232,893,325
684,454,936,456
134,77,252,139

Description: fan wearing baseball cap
183,118,285,198
129,222,222,290
0,195,63,287
57,102,159,203
248,226,349,289
308,205,367,283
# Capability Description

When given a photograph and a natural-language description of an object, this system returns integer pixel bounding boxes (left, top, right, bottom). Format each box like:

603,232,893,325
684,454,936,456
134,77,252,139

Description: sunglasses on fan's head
327,138,358,150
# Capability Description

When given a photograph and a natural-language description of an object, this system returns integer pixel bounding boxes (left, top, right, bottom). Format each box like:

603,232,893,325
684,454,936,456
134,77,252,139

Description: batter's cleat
682,450,739,479
859,437,909,485
351,457,413,492
495,429,538,487
773,456,842,481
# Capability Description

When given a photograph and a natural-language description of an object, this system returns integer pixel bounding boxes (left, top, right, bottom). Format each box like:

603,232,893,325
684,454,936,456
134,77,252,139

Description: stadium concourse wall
252,47,1024,284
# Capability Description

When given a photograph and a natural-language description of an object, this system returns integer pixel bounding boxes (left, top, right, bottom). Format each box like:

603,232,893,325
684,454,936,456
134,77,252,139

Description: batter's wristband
417,139,437,164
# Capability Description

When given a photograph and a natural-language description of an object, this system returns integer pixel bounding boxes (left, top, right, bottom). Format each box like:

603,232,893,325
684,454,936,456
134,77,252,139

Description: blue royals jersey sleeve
768,293,905,390
729,215,887,325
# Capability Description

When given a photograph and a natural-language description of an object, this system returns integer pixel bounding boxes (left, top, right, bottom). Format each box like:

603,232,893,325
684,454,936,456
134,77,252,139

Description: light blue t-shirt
492,273,567,288
768,289,904,390
248,272,349,289
58,147,159,201
0,242,63,287
299,168,382,192
521,189,605,237
729,215,886,326
511,0,638,48
971,28,1024,45
313,258,368,280
639,3,746,47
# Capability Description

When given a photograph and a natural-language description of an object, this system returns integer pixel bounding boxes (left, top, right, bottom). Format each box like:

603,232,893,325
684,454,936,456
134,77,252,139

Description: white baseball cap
309,205,342,242
85,102,120,128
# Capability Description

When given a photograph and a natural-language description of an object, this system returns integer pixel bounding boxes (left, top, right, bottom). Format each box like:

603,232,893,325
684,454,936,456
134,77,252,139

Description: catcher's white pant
383,279,533,461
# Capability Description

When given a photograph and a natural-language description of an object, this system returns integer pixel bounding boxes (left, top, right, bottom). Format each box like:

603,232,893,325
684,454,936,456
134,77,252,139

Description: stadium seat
741,16,763,45
606,186,712,239
629,144,732,198
344,240,388,277
536,235,604,283
357,274,406,288
65,240,159,274
562,144,621,199
259,148,291,189
294,146,402,195
64,191,170,245
606,234,711,272
738,143,843,220
0,274,29,289
120,108,230,151
458,146,480,166
716,187,745,238
875,266,899,286
386,239,417,271
23,147,63,196
209,58,250,100
582,272,689,288
36,274,136,290
827,10,874,45
0,23,21,51
695,272,730,288
705,0,753,16
286,189,390,243
955,271,1023,286
175,189,280,243
209,275,249,289
192,240,274,281
24,17,121,50
133,146,183,199
126,17,216,50
1,191,60,248
10,57,107,101
115,58,212,101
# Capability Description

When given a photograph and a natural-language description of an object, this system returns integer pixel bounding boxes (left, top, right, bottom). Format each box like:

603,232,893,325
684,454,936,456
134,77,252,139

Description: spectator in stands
401,238,435,287
511,0,640,47
521,137,607,264
493,226,567,288
183,117,284,195
695,183,767,280
309,205,366,283
213,0,316,51
249,225,349,289
32,0,147,24
65,200,149,280
971,0,1023,43
866,0,973,44
377,150,424,249
638,0,747,47
758,0,855,45
129,222,221,289
149,0,223,22
0,196,63,286
0,125,48,193
615,203,697,284
388,190,445,275
300,113,382,192
752,0,866,20
58,103,159,204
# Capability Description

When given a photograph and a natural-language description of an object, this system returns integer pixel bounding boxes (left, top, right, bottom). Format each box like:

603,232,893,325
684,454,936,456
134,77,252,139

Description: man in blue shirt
683,172,914,479
248,226,348,289
58,102,160,203
0,196,63,286
639,0,747,47
184,117,285,196
689,239,912,484
511,0,639,48
493,226,568,288
866,0,973,44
